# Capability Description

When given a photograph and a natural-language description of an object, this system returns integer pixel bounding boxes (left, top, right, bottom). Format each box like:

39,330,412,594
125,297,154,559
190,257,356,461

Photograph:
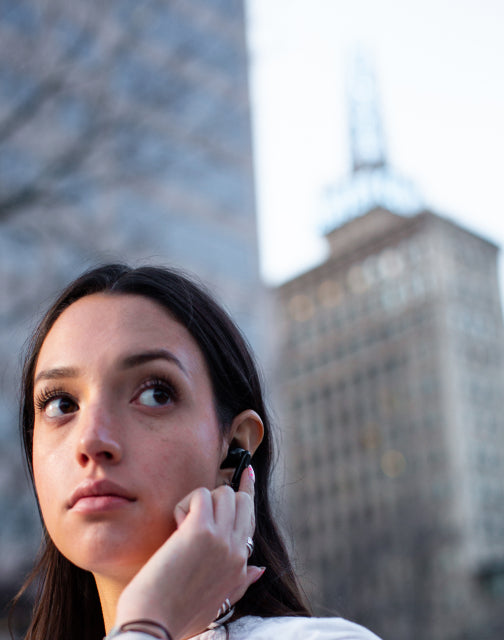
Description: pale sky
246,0,504,287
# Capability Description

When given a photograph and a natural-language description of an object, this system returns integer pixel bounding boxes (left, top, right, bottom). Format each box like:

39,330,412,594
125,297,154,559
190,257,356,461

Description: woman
14,263,381,640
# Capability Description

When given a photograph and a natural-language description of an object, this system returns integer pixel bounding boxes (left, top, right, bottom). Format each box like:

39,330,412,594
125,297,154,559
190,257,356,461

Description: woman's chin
58,529,169,580
72,548,150,582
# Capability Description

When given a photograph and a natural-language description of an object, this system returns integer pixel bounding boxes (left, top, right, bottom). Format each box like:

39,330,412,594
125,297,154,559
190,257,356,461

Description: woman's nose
76,406,122,466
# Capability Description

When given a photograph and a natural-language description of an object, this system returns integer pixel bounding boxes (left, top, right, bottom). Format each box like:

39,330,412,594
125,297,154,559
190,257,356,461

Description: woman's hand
115,466,264,640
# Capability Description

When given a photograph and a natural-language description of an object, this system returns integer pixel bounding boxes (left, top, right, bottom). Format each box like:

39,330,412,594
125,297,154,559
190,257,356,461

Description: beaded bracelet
104,619,173,640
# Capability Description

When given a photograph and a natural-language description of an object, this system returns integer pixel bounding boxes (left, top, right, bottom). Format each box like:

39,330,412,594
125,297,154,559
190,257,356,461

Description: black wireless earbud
220,447,252,491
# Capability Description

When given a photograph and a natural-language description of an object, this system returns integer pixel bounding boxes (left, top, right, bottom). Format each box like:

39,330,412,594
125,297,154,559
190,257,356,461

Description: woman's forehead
35,293,206,377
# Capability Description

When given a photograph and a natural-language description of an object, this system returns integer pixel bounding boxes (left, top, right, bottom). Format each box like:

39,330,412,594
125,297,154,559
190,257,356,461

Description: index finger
238,464,255,497
235,464,256,540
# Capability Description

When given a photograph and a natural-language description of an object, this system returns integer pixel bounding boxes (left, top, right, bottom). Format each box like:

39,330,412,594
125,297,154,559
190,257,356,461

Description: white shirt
196,616,382,639
113,616,382,640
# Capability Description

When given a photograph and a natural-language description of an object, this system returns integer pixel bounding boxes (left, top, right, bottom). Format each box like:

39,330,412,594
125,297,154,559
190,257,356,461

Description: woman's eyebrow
34,366,79,384
120,349,187,375
34,351,188,385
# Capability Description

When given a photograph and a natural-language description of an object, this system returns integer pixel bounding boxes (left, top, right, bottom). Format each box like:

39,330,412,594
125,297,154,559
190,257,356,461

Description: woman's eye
44,396,78,418
137,385,173,407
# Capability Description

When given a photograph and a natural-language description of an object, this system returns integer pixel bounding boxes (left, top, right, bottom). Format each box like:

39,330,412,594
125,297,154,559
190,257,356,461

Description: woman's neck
94,573,132,633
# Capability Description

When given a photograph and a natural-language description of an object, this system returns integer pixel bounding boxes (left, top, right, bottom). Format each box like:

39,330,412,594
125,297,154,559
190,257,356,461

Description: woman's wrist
104,619,173,640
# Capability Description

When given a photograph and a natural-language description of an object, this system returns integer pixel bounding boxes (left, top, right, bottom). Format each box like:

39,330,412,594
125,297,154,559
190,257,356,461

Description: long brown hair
13,264,311,640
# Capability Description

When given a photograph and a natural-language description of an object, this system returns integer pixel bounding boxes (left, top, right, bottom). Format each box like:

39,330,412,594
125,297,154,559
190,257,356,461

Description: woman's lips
68,479,136,512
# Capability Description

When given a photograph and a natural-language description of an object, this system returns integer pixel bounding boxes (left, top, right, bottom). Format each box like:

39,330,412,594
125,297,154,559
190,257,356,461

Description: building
0,1,261,338
0,2,262,633
276,207,504,639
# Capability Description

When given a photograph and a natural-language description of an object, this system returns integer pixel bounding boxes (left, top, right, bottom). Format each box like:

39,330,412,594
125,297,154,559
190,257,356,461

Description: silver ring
217,598,231,619
246,536,254,558
207,598,235,629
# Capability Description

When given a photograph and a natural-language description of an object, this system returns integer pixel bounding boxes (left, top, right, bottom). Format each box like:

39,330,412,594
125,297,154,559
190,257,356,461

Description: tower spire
322,49,422,231
347,51,387,173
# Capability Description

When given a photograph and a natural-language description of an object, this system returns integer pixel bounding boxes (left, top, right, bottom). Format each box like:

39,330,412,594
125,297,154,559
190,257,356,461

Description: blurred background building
0,1,263,636
275,53,504,640
277,208,504,640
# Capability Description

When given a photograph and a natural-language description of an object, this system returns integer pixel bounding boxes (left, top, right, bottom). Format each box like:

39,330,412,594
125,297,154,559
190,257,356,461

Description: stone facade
276,208,504,639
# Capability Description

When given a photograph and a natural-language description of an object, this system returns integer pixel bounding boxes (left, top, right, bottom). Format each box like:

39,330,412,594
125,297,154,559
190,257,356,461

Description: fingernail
248,465,255,482
252,567,266,583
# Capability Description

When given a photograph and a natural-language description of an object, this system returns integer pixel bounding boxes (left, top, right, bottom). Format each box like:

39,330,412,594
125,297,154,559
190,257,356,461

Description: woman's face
32,293,227,580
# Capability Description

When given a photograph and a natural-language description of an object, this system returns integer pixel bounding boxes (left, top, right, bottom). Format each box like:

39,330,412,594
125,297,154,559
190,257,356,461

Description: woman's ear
226,409,264,455
218,410,264,486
